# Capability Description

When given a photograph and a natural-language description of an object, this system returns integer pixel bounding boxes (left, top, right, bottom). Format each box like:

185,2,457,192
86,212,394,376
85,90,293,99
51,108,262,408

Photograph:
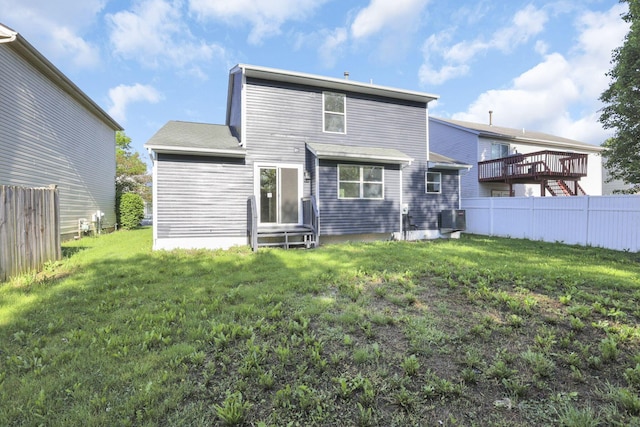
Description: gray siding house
146,64,469,251
429,117,603,198
0,24,122,238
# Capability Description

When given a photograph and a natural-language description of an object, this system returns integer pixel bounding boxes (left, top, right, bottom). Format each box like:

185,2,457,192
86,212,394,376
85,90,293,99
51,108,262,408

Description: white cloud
420,4,548,86
107,0,226,73
108,83,163,123
51,27,100,68
318,27,348,68
188,0,328,44
350,0,429,39
450,4,629,146
0,0,104,67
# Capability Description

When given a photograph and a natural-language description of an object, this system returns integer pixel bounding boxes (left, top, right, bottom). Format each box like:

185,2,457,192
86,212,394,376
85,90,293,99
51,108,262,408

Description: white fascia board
146,145,246,158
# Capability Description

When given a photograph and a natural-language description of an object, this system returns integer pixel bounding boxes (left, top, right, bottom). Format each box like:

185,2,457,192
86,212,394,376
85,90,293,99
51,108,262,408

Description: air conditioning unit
439,209,466,233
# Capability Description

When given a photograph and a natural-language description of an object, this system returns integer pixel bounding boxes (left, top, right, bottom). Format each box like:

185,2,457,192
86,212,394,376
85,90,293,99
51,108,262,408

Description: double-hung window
323,92,346,133
426,171,441,194
338,165,383,199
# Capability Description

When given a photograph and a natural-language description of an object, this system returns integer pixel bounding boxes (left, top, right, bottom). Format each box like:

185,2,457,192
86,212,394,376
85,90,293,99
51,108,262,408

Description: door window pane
260,168,277,222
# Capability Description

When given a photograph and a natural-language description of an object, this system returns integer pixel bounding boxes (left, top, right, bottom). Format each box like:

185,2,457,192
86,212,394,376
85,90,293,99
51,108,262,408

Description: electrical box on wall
402,204,409,215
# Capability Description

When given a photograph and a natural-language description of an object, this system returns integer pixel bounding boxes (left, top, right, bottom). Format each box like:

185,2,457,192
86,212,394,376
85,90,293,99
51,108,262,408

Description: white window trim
338,164,384,200
426,171,442,194
323,92,346,134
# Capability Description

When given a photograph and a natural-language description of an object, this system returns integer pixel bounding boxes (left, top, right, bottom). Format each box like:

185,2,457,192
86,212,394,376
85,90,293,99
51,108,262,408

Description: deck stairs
248,195,319,252
545,180,586,196
256,225,317,249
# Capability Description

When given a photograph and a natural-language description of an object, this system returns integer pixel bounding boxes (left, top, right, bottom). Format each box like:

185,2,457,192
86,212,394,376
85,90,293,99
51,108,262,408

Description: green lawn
1,228,640,426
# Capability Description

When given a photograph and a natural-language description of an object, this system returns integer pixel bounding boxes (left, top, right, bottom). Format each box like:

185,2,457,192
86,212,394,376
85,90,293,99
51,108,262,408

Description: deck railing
302,196,319,246
478,150,588,182
247,195,258,252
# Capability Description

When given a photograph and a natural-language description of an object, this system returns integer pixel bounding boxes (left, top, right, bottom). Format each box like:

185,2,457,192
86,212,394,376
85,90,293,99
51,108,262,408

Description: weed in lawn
599,335,620,362
487,360,516,381
568,315,585,331
461,367,478,384
353,344,380,365
401,355,420,376
557,403,601,427
392,386,416,412
624,364,640,388
258,370,275,390
534,326,557,352
356,402,375,427
508,314,525,328
521,348,556,378
602,384,640,415
214,391,251,426
502,377,530,398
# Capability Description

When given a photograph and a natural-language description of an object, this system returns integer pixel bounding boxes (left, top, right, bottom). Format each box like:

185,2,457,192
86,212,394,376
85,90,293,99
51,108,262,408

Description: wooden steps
257,226,316,249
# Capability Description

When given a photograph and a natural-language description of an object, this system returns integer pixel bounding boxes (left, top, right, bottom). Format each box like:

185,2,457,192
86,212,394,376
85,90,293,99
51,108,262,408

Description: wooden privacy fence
461,195,640,252
0,185,61,281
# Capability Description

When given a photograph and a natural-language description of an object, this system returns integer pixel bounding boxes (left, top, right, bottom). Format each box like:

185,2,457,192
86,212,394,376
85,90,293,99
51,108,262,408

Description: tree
599,0,640,193
115,131,151,225
119,193,145,229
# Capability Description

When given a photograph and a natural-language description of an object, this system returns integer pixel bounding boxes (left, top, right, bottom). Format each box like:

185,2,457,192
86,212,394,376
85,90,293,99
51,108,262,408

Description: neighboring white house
430,117,603,198
0,23,122,239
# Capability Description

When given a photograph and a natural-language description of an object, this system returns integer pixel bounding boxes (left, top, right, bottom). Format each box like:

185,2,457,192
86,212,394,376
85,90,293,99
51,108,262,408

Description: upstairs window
323,92,346,133
338,165,383,199
426,171,441,194
491,143,509,159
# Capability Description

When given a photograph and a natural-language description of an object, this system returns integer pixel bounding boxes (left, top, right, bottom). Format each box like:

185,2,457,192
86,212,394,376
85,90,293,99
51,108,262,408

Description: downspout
147,147,158,249
399,167,403,240
315,156,320,246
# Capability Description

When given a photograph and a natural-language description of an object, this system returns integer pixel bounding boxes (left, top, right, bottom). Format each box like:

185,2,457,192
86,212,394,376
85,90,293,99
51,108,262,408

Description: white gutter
145,145,246,158
0,25,17,43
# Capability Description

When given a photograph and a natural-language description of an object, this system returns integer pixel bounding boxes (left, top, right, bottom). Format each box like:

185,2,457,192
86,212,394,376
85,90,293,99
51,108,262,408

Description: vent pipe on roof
488,110,493,126
344,71,349,80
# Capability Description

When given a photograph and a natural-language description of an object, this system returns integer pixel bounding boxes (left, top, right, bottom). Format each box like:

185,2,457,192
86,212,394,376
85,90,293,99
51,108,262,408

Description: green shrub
119,192,145,230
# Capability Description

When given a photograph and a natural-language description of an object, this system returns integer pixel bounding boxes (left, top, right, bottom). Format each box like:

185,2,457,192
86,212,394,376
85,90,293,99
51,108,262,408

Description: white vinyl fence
461,195,640,252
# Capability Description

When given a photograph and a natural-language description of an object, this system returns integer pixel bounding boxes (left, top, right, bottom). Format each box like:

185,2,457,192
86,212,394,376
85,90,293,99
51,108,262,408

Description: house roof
428,152,472,170
430,117,603,153
145,121,245,158
0,23,122,131
231,64,439,104
306,142,414,165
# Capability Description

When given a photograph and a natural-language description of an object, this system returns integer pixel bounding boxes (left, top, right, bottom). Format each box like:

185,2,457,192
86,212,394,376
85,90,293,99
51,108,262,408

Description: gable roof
431,117,602,153
145,121,245,158
231,64,439,104
0,23,122,131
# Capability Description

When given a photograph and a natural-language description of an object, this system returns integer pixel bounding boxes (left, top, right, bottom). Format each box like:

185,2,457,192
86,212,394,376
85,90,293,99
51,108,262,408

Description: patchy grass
1,229,640,426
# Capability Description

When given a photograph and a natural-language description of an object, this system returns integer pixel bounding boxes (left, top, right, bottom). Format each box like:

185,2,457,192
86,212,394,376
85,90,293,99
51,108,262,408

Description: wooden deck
478,150,588,183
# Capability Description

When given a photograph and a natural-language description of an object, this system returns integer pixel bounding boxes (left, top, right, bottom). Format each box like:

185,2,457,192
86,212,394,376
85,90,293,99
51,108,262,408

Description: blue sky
0,0,629,168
